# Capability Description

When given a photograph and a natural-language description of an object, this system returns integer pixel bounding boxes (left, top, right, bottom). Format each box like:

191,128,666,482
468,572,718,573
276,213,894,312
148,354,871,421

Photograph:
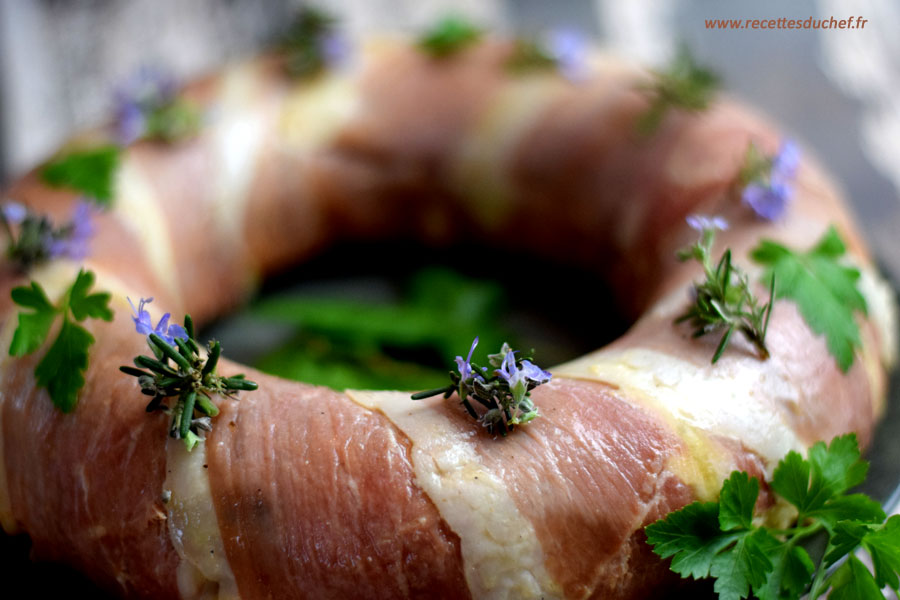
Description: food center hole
202,240,632,391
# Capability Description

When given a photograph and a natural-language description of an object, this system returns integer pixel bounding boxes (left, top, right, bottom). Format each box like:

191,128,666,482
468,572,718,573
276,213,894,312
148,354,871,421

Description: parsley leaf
9,282,57,356
829,555,883,600
9,269,113,412
644,501,738,579
710,528,774,600
69,269,114,321
34,319,94,413
755,544,815,600
719,471,759,531
750,226,867,372
647,433,900,600
863,515,900,590
40,145,120,206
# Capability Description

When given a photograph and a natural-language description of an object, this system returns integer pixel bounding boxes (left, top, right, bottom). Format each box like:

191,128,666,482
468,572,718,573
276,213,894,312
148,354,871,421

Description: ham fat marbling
0,38,897,599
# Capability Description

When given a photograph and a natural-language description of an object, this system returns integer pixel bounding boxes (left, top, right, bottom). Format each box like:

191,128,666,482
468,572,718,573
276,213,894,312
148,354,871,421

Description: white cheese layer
164,438,240,600
210,63,270,253
347,390,562,600
280,71,361,152
450,76,566,229
114,156,182,305
554,347,806,499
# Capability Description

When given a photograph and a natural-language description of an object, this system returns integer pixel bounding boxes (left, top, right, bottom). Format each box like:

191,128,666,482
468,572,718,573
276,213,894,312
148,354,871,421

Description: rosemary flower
128,297,188,346
412,338,551,436
2,199,97,270
113,65,199,144
740,140,800,221
120,310,257,450
546,29,589,83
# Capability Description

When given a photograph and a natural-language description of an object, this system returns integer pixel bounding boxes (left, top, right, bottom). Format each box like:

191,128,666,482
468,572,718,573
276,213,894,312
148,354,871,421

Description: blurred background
2,0,900,280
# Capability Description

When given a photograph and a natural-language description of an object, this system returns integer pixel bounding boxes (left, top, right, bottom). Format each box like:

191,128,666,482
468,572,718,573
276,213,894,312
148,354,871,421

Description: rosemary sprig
676,215,774,363
418,15,482,58
505,38,558,72
1,200,95,271
280,7,342,78
412,338,550,436
120,311,257,450
636,45,720,136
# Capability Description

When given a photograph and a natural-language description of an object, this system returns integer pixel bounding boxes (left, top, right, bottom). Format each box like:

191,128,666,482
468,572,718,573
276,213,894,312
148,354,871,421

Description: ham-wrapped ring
0,36,896,599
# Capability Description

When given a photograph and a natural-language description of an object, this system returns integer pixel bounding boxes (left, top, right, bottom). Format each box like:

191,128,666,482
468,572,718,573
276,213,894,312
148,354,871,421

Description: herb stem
411,385,453,400
179,391,196,439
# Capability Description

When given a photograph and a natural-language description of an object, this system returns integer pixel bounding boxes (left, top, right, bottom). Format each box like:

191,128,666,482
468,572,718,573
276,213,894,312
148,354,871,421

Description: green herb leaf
69,269,114,322
637,45,720,135
9,282,58,356
34,319,94,412
40,146,120,206
9,269,113,412
755,544,815,600
863,515,900,590
719,471,759,531
648,433,897,600
709,528,775,600
825,520,874,568
813,494,886,527
808,433,869,496
644,501,737,579
281,7,337,78
828,555,884,600
418,15,482,58
750,226,867,372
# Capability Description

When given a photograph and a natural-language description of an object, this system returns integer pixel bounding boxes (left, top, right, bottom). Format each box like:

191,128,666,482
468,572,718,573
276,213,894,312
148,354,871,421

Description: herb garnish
677,215,774,364
9,269,113,412
646,434,900,600
411,337,550,435
637,45,720,136
113,66,201,145
120,298,258,450
1,200,95,271
739,140,800,221
506,38,557,72
40,145,120,206
506,29,589,82
418,15,482,58
750,226,866,372
281,7,346,78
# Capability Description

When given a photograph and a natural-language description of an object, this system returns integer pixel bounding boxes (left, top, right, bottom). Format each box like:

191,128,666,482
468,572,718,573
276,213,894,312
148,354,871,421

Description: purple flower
319,31,351,69
687,214,729,232
455,337,480,382
547,29,589,83
47,200,95,260
496,349,552,398
128,297,188,346
2,202,27,225
113,66,178,145
741,140,800,221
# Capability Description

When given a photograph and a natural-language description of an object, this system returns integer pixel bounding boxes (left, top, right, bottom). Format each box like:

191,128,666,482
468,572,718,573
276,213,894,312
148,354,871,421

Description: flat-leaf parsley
9,269,113,412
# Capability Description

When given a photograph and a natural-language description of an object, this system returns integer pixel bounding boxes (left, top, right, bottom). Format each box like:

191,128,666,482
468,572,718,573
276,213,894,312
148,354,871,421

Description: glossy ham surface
0,38,895,599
